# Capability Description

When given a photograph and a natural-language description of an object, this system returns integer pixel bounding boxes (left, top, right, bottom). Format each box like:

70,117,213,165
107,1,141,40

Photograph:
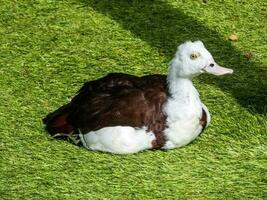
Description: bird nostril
210,63,214,67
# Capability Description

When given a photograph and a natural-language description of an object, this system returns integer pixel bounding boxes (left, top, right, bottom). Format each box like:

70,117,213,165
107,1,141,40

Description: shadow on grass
81,0,266,115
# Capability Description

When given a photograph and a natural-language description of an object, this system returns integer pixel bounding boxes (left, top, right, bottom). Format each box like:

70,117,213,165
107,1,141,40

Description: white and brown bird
43,41,233,154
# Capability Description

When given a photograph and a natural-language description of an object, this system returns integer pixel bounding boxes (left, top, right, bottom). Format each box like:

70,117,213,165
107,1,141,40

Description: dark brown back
67,73,168,138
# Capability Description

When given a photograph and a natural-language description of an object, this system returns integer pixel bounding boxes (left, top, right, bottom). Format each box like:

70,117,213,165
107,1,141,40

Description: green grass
1,0,266,199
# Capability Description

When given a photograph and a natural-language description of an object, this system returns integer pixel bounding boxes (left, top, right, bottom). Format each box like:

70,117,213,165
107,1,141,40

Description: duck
43,41,233,154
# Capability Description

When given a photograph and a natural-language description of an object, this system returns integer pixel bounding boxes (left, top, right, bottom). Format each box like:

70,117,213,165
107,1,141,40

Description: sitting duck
43,41,233,154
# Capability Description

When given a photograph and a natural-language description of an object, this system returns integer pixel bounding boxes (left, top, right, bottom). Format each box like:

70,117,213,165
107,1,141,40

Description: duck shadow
79,0,266,115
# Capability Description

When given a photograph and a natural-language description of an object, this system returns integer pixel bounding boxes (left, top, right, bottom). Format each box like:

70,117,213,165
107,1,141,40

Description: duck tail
43,104,75,137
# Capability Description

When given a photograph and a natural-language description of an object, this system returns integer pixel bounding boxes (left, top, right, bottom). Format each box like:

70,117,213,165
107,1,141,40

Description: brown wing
67,73,168,136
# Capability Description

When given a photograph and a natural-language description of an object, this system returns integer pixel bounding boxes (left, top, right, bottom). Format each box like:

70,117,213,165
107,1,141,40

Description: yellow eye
190,52,200,60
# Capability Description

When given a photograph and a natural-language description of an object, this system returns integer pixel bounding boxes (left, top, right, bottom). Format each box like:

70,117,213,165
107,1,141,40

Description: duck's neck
165,73,202,121
167,76,199,102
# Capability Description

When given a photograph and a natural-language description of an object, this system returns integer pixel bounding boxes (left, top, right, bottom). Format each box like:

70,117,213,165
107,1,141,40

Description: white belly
79,126,155,154
79,102,210,153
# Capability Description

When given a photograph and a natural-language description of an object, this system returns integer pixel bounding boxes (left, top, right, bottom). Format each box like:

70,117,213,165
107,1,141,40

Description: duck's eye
190,53,199,60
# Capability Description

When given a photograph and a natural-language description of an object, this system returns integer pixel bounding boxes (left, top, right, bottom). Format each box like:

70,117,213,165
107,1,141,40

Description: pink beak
204,63,233,76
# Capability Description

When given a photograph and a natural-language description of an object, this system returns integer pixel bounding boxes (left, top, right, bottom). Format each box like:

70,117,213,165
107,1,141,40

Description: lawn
0,0,266,199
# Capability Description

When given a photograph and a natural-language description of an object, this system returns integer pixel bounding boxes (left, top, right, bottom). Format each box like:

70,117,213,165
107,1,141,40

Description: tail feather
43,104,74,136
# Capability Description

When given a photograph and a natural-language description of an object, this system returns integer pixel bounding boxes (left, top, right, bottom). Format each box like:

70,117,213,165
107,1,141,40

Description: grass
0,0,266,199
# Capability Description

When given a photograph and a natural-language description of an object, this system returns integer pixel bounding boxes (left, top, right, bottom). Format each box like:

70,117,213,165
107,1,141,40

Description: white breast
162,97,203,149
162,78,207,149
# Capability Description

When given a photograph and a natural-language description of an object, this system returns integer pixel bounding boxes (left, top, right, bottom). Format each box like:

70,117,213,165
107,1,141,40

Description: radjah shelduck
43,41,233,154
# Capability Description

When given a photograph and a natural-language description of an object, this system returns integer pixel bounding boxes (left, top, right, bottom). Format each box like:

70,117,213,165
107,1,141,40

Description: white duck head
168,41,233,80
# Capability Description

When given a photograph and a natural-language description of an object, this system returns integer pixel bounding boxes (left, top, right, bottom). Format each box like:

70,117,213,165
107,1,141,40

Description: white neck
164,65,202,121
168,78,198,98
167,65,199,100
